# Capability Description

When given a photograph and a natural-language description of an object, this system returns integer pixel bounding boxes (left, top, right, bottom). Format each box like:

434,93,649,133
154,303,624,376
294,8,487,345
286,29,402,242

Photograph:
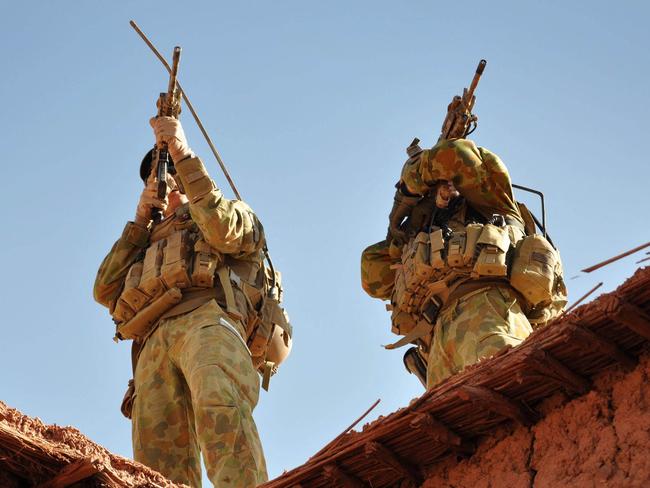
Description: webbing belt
160,287,219,320
445,279,510,306
158,268,244,324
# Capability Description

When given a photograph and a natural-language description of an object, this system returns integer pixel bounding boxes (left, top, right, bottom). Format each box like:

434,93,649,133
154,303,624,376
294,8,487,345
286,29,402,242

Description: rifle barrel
167,46,182,95
466,59,487,102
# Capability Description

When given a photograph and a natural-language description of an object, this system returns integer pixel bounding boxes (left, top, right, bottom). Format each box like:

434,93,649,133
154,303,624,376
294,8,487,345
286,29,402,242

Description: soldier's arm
93,223,150,308
174,156,265,256
401,138,522,222
400,138,482,195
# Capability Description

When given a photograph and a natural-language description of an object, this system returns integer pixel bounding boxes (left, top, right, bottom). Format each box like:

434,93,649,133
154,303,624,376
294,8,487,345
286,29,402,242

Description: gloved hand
387,188,420,245
150,116,194,163
434,180,460,209
134,173,167,226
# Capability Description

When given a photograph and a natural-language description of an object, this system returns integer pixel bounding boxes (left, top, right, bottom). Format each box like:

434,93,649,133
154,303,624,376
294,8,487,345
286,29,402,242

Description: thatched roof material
262,266,650,488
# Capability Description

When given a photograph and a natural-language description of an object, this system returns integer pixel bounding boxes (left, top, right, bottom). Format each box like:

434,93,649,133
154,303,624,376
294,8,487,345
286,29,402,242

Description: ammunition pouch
111,205,224,340
112,204,293,390
510,235,567,326
390,220,556,345
115,287,183,340
160,230,193,289
473,224,510,277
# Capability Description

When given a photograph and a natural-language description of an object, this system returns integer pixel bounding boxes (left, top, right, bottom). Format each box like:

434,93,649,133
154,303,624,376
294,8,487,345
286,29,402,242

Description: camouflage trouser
132,299,268,487
360,239,401,300
426,286,532,389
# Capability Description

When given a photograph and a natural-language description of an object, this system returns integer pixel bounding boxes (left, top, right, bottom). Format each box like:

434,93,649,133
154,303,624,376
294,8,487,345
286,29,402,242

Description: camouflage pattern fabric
361,139,537,388
360,138,526,302
400,138,524,226
132,299,267,487
426,286,532,388
94,155,265,310
94,156,269,486
94,221,151,308
360,239,399,300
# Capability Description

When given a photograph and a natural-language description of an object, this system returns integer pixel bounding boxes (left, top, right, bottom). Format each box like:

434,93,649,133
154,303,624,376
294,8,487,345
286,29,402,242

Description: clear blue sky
2,0,649,482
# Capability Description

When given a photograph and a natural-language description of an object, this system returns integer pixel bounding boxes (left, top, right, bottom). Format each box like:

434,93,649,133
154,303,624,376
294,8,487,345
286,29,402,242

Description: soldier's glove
387,188,420,246
150,116,194,163
487,214,506,227
134,174,167,226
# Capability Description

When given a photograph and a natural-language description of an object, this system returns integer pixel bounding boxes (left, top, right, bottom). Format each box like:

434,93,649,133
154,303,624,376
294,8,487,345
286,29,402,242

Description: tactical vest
110,204,292,387
388,202,567,349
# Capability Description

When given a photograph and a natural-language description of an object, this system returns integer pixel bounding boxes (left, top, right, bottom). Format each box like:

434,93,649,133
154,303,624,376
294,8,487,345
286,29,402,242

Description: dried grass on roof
263,266,650,488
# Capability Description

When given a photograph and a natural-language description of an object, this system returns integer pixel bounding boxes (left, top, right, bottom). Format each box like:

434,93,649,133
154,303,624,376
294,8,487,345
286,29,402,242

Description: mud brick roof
262,266,650,488
0,402,185,487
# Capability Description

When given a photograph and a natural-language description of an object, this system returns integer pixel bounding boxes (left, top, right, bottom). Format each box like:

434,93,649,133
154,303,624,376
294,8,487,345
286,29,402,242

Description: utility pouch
139,240,165,298
392,270,410,312
510,235,559,306
248,312,273,362
473,224,510,277
429,229,445,269
160,230,192,290
463,223,483,265
400,232,432,291
447,232,466,268
191,238,221,288
112,298,136,324
119,262,151,313
116,287,183,340
412,232,432,278
124,261,143,291
390,309,418,336
397,235,423,300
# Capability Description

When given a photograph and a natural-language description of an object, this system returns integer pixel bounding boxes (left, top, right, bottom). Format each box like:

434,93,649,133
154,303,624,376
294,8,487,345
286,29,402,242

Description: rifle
150,46,182,223
440,59,487,140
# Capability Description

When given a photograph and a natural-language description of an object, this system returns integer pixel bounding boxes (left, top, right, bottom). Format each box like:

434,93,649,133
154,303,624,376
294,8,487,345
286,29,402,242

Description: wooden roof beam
35,459,103,488
524,348,590,395
566,323,636,370
410,412,461,447
599,296,650,341
322,463,366,488
457,385,536,426
364,441,420,486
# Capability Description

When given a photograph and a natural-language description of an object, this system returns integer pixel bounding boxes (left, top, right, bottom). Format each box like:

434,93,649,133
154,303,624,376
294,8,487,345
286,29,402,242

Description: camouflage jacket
93,155,265,311
400,138,524,226
361,138,524,301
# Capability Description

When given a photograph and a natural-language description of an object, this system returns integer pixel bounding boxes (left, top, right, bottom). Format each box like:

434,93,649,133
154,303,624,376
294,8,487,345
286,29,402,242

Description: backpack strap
217,266,244,321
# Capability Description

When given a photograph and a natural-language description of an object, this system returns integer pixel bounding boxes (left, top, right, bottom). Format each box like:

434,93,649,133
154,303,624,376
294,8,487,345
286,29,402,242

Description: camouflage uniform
95,155,268,487
361,138,533,388
360,239,400,301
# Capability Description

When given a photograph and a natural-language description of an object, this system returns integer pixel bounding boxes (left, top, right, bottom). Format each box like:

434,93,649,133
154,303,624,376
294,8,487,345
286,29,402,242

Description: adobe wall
421,351,650,488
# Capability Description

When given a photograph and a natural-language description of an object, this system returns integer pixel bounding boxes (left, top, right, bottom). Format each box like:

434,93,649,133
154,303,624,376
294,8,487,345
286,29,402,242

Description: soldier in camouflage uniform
361,138,534,388
94,117,267,487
